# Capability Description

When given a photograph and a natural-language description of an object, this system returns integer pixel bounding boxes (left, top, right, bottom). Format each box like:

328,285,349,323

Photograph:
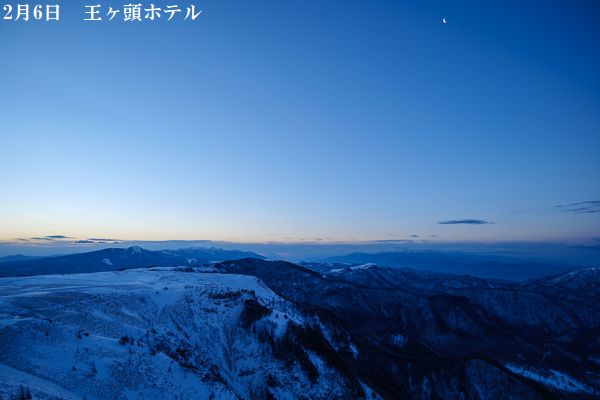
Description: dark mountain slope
213,259,600,399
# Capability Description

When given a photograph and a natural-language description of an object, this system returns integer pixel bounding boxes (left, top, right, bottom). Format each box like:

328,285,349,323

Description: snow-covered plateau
1,257,599,400
0,268,365,399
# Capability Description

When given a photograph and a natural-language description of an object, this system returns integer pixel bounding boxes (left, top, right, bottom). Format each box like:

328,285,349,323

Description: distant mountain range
318,251,576,280
0,247,584,281
0,254,43,263
0,246,264,277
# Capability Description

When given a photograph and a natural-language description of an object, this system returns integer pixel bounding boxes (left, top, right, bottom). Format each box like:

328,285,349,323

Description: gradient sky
1,0,599,243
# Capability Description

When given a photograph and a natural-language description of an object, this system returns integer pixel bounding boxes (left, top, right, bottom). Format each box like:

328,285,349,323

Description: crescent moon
442,18,447,24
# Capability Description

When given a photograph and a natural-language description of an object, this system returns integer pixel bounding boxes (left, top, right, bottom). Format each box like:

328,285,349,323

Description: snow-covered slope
0,268,365,400
2,261,598,399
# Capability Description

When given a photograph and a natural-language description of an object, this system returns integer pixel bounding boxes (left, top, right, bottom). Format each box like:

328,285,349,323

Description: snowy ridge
0,268,367,400
505,364,599,395
350,263,376,271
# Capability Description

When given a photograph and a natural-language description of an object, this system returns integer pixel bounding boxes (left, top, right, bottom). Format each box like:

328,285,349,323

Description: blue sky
1,0,599,243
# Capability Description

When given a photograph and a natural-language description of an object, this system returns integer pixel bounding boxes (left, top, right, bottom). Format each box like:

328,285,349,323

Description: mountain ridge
0,246,265,277
319,250,577,280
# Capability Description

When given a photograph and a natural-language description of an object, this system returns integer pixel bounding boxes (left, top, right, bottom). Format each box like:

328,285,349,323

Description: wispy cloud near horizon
11,236,122,245
438,219,492,225
556,201,600,214
28,235,72,241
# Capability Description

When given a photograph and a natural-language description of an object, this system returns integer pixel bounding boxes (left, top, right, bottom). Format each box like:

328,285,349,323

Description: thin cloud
438,219,491,225
15,235,117,245
370,239,410,243
556,201,600,214
29,235,72,241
